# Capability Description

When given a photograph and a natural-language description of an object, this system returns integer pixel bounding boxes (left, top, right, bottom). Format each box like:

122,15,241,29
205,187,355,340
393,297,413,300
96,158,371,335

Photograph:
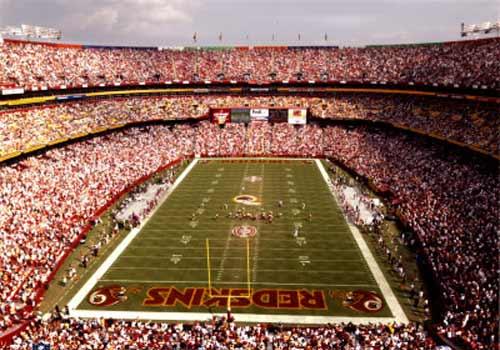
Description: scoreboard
210,107,307,125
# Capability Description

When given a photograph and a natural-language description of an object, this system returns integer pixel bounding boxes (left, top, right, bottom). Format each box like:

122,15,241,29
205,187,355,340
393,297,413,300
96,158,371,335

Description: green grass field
71,158,404,322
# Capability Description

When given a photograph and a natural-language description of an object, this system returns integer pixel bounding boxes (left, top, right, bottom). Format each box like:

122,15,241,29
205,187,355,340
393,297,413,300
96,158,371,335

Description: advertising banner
269,109,288,123
231,108,251,123
210,108,231,125
1,87,24,95
250,108,269,120
288,108,307,124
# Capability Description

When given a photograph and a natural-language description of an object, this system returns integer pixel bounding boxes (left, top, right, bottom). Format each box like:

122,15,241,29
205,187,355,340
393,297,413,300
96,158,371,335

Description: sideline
315,159,409,324
70,309,397,325
67,158,200,313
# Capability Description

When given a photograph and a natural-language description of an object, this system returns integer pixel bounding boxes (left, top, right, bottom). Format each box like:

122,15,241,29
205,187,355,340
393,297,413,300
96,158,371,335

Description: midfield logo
233,194,261,206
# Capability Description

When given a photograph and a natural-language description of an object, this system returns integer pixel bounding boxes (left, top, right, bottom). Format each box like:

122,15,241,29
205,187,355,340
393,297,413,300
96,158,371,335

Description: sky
0,0,498,47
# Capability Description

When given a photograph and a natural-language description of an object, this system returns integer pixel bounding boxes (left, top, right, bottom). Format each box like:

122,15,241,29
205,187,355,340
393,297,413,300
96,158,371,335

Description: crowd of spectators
0,95,208,157
313,94,499,154
1,38,498,89
1,93,497,158
114,165,180,227
0,121,497,348
323,125,498,349
10,313,434,349
0,125,192,336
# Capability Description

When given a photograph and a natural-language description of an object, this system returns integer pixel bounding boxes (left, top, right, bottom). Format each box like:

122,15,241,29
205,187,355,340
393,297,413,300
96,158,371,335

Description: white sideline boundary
68,157,408,325
315,159,409,324
71,309,397,325
67,158,200,314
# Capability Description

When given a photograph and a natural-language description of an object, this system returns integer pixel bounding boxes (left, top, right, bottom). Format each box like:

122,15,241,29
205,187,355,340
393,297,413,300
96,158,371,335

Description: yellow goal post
205,238,252,309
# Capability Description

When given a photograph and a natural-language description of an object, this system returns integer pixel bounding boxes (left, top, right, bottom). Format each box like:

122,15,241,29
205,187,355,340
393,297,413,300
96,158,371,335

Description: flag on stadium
193,32,197,43
32,343,50,350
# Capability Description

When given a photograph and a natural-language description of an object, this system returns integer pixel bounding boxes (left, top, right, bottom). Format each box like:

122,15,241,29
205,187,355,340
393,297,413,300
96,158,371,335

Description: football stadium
0,2,499,349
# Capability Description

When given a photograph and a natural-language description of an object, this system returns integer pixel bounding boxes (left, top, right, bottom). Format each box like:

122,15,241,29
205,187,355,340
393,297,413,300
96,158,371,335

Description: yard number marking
296,237,307,247
170,254,183,264
299,255,311,266
180,235,192,245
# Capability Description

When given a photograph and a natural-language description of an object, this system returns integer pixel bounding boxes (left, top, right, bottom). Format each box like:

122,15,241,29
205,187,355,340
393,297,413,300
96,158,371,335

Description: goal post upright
246,238,251,295
205,238,212,293
205,237,252,301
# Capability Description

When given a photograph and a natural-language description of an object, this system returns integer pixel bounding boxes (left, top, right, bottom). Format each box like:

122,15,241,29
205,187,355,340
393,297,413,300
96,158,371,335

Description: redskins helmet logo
88,285,128,307
233,195,261,206
330,290,384,313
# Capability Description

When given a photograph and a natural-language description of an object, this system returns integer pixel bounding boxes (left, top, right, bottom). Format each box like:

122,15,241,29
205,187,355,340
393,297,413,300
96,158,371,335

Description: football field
68,158,407,324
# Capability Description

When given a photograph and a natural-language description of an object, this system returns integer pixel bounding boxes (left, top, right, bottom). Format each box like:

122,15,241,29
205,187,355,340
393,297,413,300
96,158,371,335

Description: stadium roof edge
3,37,498,50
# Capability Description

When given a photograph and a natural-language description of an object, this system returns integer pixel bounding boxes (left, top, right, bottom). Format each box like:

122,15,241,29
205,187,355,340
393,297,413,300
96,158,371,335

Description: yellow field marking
246,239,249,291
206,238,252,303
206,238,212,293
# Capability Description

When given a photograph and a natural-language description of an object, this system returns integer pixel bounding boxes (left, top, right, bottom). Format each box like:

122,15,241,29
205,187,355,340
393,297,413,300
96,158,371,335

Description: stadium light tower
461,20,500,37
0,24,62,41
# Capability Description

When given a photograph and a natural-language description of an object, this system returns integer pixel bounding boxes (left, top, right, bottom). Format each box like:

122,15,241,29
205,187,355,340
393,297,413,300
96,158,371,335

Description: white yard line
144,224,349,229
98,279,378,287
137,236,349,240
69,309,395,325
137,231,348,237
315,159,409,324
120,256,361,262
127,246,357,252
107,267,371,274
67,158,200,314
